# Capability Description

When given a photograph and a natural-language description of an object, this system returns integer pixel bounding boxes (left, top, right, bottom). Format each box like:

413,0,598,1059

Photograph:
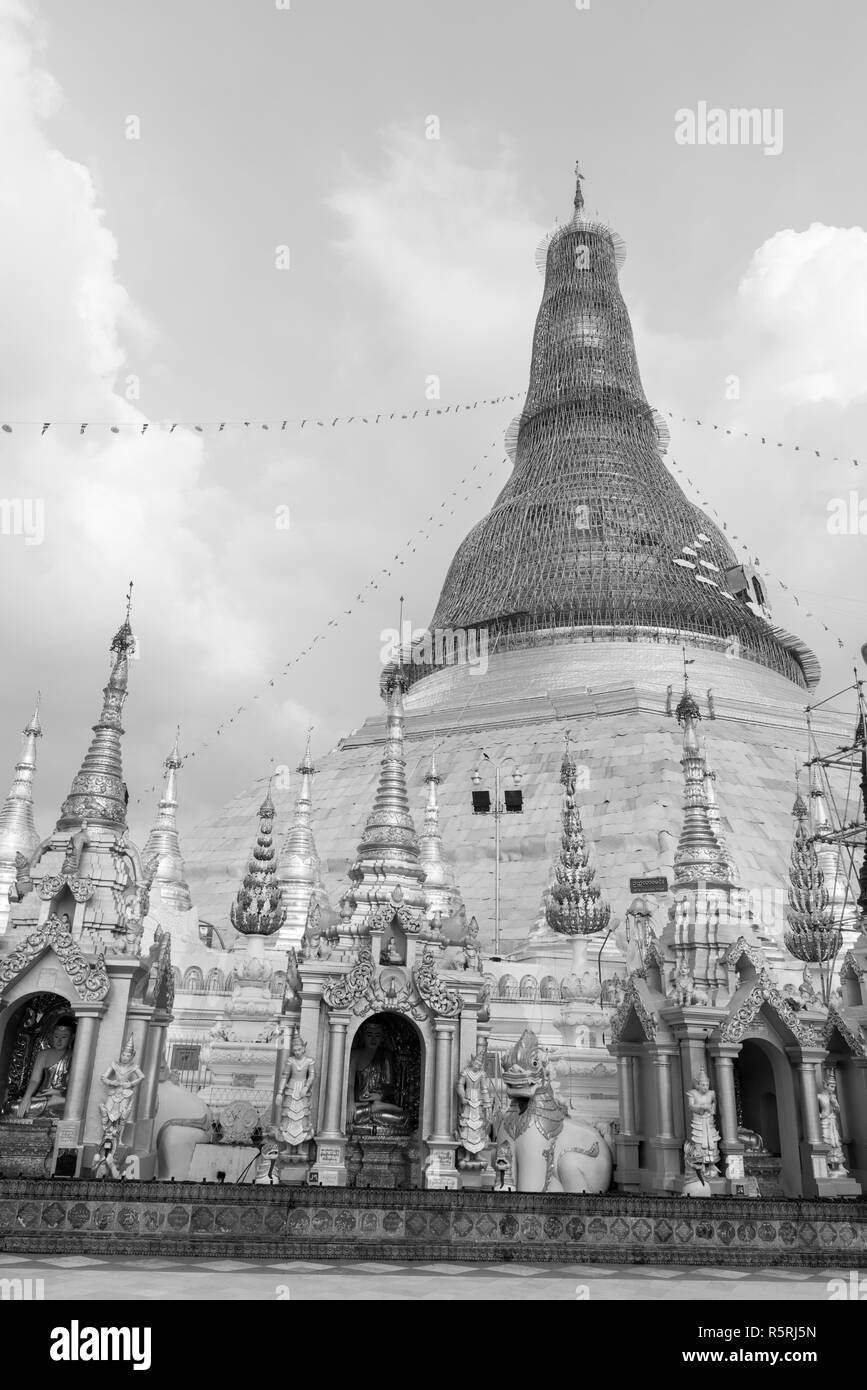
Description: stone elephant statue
495,1030,612,1194
154,1070,214,1180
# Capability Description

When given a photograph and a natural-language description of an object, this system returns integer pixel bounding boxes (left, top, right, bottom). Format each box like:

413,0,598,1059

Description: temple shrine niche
0,606,178,1180
608,681,867,1199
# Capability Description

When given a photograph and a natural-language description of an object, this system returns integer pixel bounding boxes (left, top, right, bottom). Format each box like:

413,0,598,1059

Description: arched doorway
735,1038,800,1196
345,1012,423,1189
0,992,74,1115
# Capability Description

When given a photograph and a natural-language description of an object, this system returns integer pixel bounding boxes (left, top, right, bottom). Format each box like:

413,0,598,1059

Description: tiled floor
0,1253,851,1300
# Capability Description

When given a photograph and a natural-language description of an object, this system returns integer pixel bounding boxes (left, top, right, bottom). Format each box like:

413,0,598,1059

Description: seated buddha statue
16,1017,76,1119
350,1020,409,1134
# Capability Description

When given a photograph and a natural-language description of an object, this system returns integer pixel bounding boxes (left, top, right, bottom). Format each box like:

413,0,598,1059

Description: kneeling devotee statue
16,1016,76,1118
351,1020,410,1135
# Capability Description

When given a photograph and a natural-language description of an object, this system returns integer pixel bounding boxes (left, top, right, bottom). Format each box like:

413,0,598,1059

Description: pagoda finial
419,750,462,921
231,779,285,937
573,160,585,216
142,728,192,912
345,668,427,923
545,733,610,935
672,669,730,885
280,731,329,947
57,592,137,831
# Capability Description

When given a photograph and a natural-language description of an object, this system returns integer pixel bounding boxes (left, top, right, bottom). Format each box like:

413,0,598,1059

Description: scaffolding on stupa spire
419,166,816,693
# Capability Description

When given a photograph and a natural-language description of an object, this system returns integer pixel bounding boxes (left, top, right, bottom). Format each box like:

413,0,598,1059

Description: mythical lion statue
495,1030,612,1194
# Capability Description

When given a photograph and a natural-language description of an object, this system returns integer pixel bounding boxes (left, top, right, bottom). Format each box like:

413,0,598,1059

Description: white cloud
736,223,867,407
329,132,545,384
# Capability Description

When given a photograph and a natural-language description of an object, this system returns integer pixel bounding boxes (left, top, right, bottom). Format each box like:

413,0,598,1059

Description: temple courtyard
0,1252,852,1300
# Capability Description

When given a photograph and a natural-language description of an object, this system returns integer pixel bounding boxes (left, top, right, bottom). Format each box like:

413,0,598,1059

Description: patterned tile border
0,1181,864,1267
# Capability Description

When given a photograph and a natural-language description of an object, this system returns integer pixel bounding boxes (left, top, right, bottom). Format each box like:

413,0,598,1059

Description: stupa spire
426,166,814,691
672,679,730,884
346,664,427,918
142,730,192,912
230,781,286,937
0,695,42,866
702,740,738,883
57,585,136,832
419,751,462,920
279,730,329,946
545,732,610,935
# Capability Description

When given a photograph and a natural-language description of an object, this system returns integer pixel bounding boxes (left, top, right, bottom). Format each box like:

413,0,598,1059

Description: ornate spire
278,730,329,945
703,742,738,883
545,732,610,935
0,696,42,868
346,664,427,919
419,752,461,920
230,781,286,936
57,588,136,832
142,731,192,912
809,763,857,937
784,780,841,969
425,166,814,691
672,681,730,884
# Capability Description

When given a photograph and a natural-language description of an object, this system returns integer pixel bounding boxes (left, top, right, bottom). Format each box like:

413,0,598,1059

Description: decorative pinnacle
545,730,610,936
784,777,840,966
141,727,191,912
231,779,286,937
57,592,137,831
0,696,44,868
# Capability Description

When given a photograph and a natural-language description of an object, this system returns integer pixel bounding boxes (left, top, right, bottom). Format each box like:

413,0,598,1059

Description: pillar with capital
644,1047,682,1192
50,1005,103,1173
708,1042,752,1191
425,1017,459,1189
312,1011,351,1186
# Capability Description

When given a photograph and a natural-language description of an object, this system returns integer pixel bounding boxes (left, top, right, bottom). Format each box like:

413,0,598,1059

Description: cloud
735,223,867,408
328,132,545,387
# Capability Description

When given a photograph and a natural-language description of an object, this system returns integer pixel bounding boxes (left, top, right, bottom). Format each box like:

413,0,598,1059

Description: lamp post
471,751,523,958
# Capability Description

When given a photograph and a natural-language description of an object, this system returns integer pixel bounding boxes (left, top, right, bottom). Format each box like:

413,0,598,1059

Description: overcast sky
1,0,865,845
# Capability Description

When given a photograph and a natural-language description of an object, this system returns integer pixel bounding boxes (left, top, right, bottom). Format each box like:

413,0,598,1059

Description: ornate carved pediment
840,950,865,981
720,971,820,1047
323,949,376,1011
350,966,429,1022
609,980,657,1042
723,936,766,978
364,900,423,936
0,913,109,1002
823,1006,866,1059
37,871,94,904
413,947,461,1018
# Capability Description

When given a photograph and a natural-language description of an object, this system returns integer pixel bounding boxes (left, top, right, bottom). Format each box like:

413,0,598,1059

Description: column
125,1004,151,1121
63,1008,102,1132
139,1011,169,1123
320,1014,349,1138
653,1051,675,1139
712,1050,739,1148
798,1061,822,1146
432,1019,456,1140
617,1053,636,1136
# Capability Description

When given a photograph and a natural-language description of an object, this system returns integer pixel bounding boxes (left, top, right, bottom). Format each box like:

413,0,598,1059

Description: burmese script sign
629,876,669,894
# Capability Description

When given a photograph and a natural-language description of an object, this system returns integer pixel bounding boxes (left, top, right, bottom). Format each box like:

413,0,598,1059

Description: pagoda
184,165,846,975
